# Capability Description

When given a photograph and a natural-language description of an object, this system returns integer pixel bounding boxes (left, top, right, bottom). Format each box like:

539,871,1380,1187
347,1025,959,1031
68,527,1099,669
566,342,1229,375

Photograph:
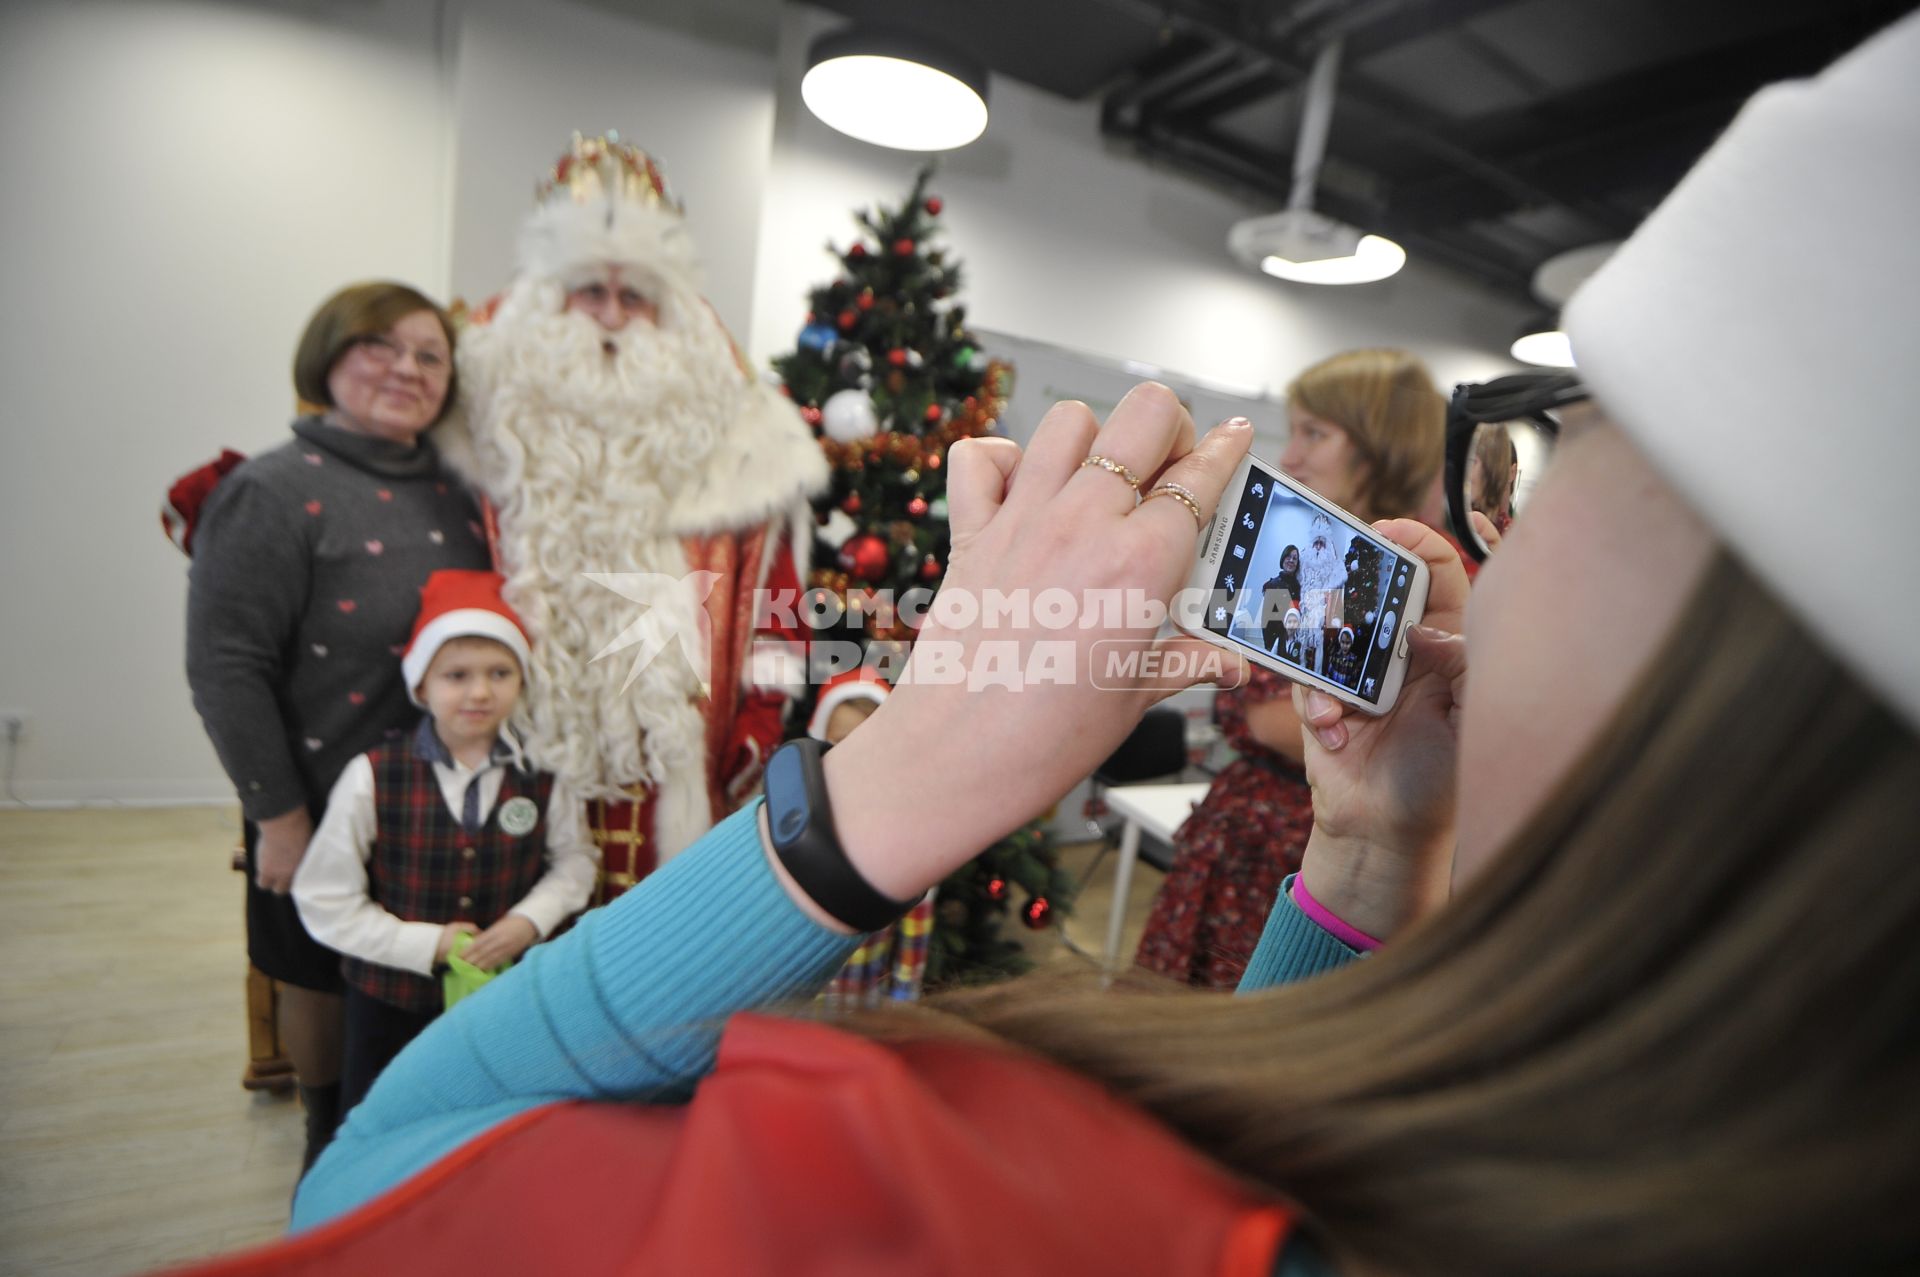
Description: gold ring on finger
1144,482,1204,527
1080,454,1143,496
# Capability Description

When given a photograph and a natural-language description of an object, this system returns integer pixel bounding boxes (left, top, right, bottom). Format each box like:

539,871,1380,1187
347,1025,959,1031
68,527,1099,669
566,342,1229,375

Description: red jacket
161,1014,1291,1276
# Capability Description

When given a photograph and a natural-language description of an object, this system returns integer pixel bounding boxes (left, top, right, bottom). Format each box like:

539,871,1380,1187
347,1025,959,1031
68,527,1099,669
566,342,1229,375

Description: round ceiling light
803,27,990,152
1260,233,1407,285
1510,321,1576,368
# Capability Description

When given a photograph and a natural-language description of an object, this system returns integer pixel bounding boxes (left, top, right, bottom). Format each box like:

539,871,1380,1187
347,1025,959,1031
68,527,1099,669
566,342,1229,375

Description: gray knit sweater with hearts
186,416,490,822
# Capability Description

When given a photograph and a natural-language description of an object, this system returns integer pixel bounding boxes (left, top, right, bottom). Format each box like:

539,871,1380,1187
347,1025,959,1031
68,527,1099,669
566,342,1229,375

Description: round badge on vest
498,796,540,837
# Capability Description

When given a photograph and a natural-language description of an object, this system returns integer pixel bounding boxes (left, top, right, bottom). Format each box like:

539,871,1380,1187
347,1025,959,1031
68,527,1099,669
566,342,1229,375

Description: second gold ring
1144,482,1204,526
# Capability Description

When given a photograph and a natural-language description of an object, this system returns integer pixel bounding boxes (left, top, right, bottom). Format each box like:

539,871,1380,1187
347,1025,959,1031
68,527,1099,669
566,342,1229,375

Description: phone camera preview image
1205,472,1414,705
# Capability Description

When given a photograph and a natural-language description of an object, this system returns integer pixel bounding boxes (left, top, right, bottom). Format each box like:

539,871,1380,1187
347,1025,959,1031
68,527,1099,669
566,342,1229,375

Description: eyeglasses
1444,371,1588,562
351,335,451,377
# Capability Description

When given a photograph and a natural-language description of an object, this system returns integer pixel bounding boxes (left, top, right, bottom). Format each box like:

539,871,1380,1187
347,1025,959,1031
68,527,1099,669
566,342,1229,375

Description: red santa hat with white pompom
402,570,534,706
807,668,891,742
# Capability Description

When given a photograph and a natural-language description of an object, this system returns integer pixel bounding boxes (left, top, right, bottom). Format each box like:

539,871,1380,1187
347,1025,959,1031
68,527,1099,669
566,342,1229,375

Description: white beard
1298,516,1345,672
442,276,757,829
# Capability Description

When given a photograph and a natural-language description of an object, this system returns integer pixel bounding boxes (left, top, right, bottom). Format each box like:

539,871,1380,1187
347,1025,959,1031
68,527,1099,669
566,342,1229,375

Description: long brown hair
1288,349,1444,522
905,554,1920,1275
1468,422,1518,521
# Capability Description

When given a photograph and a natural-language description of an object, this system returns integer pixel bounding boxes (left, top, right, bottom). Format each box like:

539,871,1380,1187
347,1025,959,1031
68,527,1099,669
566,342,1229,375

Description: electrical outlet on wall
0,710,29,742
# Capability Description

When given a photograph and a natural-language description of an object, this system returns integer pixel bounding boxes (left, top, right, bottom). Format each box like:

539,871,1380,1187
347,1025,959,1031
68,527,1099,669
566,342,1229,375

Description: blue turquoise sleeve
1236,874,1361,994
292,800,862,1229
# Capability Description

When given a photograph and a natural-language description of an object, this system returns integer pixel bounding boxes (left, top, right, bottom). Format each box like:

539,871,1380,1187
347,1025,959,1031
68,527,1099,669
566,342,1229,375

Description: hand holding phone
1287,517,1474,938
1175,453,1432,715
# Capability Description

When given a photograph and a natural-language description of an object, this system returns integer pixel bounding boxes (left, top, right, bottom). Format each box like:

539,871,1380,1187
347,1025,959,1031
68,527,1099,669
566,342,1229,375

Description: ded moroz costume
436,136,826,903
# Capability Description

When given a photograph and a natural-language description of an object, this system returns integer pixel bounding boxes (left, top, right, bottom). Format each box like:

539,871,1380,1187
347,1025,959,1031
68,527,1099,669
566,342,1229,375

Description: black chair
1085,707,1190,871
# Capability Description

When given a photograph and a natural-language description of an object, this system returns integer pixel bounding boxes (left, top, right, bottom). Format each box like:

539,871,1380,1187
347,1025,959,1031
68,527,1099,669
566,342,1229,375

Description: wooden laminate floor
0,806,1160,1276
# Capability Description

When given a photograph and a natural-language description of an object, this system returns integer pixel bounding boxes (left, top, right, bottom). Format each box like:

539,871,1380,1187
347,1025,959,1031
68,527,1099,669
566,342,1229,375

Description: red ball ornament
800,406,822,426
887,349,909,368
919,554,942,581
892,237,916,256
923,403,942,423
906,496,929,519
838,533,891,583
837,310,857,331
985,876,1007,902
857,291,875,311
848,242,868,260
925,197,943,215
1022,896,1053,930
925,452,942,470
842,493,862,515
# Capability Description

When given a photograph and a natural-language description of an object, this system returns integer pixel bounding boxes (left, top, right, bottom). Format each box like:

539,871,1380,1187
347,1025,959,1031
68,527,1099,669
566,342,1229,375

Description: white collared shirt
293,733,599,976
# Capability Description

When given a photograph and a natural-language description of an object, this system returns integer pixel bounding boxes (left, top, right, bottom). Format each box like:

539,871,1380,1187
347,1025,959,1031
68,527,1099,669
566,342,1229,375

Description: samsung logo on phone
1206,514,1226,561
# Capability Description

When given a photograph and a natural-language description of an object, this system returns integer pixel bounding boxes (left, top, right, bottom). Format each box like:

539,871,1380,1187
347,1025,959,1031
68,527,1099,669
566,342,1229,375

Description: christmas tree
773,168,1074,986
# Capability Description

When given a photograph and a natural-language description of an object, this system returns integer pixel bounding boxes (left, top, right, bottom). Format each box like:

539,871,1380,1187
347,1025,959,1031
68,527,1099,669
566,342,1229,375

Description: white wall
0,0,450,804
446,0,778,333
749,6,1527,401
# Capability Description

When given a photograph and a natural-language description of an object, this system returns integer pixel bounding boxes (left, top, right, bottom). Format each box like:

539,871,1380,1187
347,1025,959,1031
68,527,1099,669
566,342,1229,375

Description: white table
1100,781,1210,973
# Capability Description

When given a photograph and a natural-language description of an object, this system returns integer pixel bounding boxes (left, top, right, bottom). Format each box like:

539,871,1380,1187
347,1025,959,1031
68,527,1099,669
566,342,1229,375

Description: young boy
294,570,598,1122
1327,624,1363,689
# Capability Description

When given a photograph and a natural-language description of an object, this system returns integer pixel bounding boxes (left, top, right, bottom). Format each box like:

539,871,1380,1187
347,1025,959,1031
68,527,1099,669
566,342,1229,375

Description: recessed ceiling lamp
1510,318,1576,368
802,27,990,152
1512,242,1620,366
1227,39,1404,286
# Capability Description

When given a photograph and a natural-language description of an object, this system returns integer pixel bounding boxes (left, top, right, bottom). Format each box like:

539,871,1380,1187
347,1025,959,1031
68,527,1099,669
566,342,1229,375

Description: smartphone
1175,453,1430,716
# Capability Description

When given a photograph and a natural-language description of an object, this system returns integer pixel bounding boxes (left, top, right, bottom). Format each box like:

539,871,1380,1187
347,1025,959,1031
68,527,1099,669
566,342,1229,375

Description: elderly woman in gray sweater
186,281,489,1170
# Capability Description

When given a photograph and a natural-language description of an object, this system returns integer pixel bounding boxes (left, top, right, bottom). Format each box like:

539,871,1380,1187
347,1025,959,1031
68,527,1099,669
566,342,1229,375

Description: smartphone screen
1199,465,1421,706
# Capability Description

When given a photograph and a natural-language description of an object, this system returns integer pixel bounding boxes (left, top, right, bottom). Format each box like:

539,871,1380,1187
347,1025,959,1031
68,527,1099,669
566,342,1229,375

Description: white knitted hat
1565,13,1920,730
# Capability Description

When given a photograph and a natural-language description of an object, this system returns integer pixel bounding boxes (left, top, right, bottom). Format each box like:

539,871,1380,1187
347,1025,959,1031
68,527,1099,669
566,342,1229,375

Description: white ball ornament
821,388,880,442
820,509,858,549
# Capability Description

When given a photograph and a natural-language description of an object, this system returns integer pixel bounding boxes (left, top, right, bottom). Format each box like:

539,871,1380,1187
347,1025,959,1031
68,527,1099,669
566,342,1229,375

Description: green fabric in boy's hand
443,933,511,1010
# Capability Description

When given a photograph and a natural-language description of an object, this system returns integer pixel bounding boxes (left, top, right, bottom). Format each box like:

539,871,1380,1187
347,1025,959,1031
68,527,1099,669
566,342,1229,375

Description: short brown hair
1286,348,1444,522
291,281,458,423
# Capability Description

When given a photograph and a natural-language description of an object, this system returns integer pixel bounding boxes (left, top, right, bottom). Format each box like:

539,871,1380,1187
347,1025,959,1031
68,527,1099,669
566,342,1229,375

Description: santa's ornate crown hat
516,132,697,289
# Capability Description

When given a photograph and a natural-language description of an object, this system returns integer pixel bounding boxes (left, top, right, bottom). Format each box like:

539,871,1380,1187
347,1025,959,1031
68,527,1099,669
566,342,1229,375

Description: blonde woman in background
1136,347,1451,987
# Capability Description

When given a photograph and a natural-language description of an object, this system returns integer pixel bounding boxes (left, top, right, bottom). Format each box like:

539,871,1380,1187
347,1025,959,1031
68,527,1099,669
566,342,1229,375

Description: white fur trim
750,639,809,700
807,679,889,742
403,610,532,706
517,197,701,294
663,385,829,538
650,765,713,866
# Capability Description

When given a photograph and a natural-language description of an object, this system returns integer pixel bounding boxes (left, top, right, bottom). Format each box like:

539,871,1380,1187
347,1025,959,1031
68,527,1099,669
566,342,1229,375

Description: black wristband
763,739,909,932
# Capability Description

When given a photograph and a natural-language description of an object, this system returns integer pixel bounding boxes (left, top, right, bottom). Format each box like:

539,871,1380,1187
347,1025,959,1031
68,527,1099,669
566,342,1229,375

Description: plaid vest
342,742,554,1014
